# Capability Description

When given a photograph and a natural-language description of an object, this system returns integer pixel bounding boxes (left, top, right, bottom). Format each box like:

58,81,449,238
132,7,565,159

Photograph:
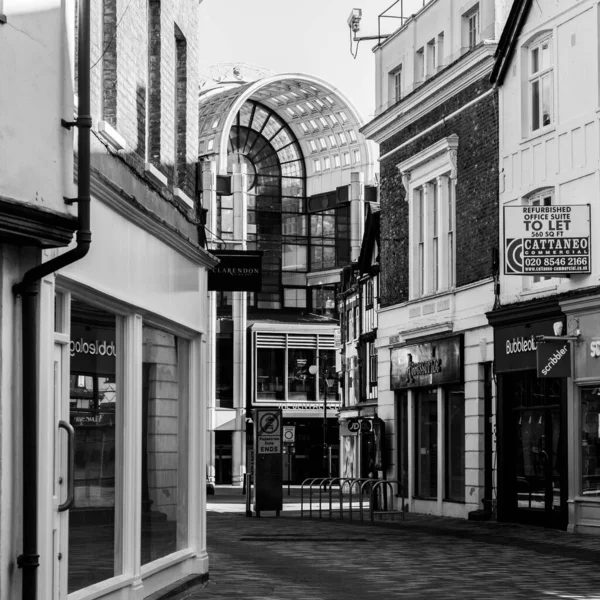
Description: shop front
490,302,569,530
249,326,340,482
561,292,600,534
390,335,465,517
34,195,215,599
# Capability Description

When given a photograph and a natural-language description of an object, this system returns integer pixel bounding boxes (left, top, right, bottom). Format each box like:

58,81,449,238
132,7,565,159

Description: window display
68,299,119,592
582,389,600,497
141,325,189,564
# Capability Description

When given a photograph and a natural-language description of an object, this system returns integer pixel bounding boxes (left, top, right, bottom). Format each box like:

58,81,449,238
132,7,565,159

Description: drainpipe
13,0,91,598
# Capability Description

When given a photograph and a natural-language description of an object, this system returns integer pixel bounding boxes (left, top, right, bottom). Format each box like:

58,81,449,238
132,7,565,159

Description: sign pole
288,453,291,496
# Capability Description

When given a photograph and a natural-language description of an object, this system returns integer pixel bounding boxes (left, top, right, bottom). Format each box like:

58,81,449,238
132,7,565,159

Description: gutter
13,1,91,598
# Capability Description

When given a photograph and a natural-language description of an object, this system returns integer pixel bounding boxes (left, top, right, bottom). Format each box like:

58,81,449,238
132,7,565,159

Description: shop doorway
507,374,567,529
215,431,232,484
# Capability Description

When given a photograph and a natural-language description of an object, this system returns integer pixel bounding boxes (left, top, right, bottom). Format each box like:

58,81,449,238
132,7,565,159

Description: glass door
510,374,566,529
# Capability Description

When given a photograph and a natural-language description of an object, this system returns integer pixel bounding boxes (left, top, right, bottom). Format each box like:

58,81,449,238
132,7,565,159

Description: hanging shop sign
503,204,591,276
536,340,571,378
390,335,462,389
208,250,263,292
494,319,565,373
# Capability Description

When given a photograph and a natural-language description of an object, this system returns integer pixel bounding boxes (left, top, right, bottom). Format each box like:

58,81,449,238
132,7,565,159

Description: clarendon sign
504,204,591,276
208,250,263,292
390,335,462,389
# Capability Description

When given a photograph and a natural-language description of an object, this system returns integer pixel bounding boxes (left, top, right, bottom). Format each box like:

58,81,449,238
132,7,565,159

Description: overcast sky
198,0,426,122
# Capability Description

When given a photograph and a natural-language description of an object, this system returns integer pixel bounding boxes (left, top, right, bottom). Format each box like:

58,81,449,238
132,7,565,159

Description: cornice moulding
363,45,496,144
90,170,217,269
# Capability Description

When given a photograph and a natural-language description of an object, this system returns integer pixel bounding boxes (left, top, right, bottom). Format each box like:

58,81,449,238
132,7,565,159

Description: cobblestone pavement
167,488,600,600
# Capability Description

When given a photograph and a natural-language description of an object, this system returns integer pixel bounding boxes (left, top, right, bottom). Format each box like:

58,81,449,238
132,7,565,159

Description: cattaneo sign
504,204,591,276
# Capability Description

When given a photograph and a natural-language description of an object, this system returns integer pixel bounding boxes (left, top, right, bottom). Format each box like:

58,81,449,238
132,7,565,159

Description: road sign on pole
283,425,295,444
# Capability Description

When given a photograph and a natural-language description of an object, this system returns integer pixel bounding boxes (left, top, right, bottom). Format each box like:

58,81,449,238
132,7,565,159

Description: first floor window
369,343,377,386
529,37,553,131
528,189,553,285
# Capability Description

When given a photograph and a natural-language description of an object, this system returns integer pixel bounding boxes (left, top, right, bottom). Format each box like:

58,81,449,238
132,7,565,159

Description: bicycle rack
300,477,328,519
301,477,384,523
370,480,405,524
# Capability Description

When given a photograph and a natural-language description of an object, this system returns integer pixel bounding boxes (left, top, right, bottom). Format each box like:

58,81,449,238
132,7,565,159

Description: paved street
165,487,600,600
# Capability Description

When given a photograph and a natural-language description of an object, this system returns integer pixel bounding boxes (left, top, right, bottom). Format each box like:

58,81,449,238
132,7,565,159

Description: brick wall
377,76,499,308
89,0,200,199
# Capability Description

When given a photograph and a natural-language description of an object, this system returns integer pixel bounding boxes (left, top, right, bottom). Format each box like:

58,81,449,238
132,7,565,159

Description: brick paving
164,487,600,600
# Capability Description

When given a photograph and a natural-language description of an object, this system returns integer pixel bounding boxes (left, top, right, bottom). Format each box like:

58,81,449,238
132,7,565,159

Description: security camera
347,8,362,33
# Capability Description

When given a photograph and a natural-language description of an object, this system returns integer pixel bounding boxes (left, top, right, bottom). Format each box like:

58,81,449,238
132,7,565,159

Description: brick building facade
361,0,507,520
378,76,499,307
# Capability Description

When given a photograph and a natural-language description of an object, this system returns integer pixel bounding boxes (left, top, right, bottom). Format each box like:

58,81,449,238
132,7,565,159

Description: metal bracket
61,119,76,130
0,14,7,24
16,553,40,569
63,196,79,205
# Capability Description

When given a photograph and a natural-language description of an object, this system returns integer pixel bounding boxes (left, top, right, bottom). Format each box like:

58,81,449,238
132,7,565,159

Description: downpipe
13,0,91,598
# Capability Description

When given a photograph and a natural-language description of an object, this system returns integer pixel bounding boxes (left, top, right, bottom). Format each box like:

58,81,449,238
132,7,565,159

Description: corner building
198,68,378,486
362,0,508,519
1,1,214,598
489,0,600,533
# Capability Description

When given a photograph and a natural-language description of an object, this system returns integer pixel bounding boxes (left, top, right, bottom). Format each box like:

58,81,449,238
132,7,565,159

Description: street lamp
309,356,337,477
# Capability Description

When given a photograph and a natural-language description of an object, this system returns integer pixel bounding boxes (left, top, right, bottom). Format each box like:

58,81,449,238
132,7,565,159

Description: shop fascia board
560,292,600,315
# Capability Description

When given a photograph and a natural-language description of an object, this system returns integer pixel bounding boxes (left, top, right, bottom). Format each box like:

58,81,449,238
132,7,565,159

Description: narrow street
169,487,600,600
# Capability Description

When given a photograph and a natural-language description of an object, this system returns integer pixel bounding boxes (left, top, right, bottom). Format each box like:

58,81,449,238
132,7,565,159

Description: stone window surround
398,135,459,300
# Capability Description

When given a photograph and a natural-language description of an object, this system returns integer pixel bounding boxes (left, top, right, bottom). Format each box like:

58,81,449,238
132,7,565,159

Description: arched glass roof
198,73,376,186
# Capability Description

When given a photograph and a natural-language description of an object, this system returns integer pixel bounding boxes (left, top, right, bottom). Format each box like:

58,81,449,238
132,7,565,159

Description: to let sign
504,204,591,276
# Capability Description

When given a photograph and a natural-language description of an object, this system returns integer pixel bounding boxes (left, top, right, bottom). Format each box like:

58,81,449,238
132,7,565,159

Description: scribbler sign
536,340,571,378
504,204,591,276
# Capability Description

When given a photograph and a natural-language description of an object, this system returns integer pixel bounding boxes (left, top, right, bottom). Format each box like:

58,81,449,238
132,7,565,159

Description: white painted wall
0,0,76,214
498,0,600,304
374,0,506,114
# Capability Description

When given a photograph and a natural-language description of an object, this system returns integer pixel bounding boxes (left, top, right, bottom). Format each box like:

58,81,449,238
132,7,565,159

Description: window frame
526,188,555,287
528,35,554,133
398,136,458,300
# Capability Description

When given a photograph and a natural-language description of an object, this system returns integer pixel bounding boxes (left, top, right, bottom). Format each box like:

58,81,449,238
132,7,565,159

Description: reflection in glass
68,299,118,593
141,326,189,565
257,348,285,400
288,349,315,400
582,390,600,496
417,389,438,498
445,391,465,501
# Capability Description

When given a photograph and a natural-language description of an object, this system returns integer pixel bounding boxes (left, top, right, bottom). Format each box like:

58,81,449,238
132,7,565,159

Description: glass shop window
445,389,465,501
68,298,119,591
216,320,234,408
582,388,600,497
141,325,189,565
256,348,285,400
416,388,438,499
288,349,316,400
